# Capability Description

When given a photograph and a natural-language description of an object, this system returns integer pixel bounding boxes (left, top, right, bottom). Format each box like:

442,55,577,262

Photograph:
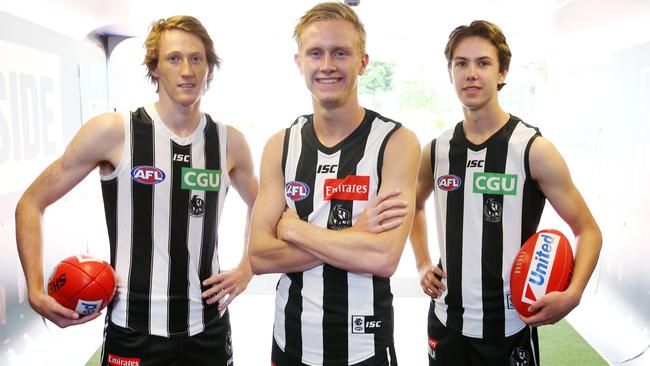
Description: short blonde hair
143,15,221,90
293,2,366,55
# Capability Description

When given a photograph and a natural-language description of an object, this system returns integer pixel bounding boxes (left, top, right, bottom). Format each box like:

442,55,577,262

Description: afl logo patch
286,181,310,201
437,174,461,191
131,165,166,184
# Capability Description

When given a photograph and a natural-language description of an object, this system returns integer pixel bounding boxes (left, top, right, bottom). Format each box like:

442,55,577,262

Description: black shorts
427,305,539,366
101,310,234,366
271,337,398,366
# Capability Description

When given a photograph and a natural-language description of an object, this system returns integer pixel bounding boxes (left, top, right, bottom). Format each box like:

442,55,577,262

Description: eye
167,55,180,63
334,50,347,57
455,60,466,67
309,50,322,57
191,55,204,63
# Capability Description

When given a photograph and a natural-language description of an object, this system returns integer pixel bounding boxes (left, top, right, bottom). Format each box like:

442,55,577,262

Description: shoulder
78,112,124,142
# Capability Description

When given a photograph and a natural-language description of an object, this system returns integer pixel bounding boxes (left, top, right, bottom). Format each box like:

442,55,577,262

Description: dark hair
444,20,511,90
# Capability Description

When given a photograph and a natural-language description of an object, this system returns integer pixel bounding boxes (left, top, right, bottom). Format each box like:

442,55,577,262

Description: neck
154,98,202,137
312,101,365,148
461,103,510,145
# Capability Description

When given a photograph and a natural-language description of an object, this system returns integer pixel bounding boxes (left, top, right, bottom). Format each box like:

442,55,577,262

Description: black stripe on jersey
128,109,155,332
101,178,118,269
282,117,303,177
168,141,192,335
322,115,371,365
375,119,401,189
200,118,221,325
430,139,437,178
283,122,320,360
480,120,515,337
521,134,545,244
445,124,467,332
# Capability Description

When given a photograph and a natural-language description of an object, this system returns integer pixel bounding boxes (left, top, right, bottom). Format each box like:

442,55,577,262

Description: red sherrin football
47,255,116,316
510,229,574,317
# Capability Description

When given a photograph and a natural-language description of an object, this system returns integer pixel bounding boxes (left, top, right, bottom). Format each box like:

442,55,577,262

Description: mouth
462,86,482,92
316,77,341,85
178,83,197,89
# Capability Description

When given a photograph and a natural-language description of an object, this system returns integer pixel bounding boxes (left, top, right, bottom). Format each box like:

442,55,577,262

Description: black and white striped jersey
100,104,230,337
276,110,400,365
430,115,546,338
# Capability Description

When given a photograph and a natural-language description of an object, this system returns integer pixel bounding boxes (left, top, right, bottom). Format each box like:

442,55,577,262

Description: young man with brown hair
410,20,602,365
15,15,258,366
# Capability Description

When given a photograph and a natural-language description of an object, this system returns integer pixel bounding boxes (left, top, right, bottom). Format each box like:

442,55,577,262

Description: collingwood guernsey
277,110,400,365
100,104,229,337
431,115,546,338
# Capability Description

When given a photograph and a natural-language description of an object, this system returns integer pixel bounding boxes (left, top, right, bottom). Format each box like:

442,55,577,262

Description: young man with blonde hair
410,20,602,365
249,2,419,365
16,15,257,366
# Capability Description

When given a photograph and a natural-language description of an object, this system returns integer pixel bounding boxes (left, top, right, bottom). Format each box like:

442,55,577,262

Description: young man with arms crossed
410,20,602,365
248,2,420,365
15,15,258,366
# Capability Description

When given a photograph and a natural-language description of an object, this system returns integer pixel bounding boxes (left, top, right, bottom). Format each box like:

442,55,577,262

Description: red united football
510,229,574,317
47,255,116,316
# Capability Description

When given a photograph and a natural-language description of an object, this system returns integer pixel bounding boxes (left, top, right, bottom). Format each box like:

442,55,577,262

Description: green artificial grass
86,319,609,365
539,319,608,365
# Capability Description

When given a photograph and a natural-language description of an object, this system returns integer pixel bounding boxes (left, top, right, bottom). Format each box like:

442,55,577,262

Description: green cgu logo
181,168,221,191
473,172,518,195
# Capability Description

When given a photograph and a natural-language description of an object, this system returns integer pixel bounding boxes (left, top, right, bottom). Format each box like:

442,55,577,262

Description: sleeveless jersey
430,115,546,338
100,104,230,337
276,110,400,365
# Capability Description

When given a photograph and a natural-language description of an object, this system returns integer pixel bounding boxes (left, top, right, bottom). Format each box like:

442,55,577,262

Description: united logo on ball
510,229,574,317
47,255,116,316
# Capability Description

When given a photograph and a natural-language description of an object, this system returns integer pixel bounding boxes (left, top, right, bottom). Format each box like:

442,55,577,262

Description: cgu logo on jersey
437,174,462,191
131,166,166,185
521,232,560,305
473,172,518,195
286,181,310,201
181,168,221,191
323,175,370,201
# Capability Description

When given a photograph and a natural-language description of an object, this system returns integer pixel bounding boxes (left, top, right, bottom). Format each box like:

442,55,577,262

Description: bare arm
410,141,446,297
276,127,420,278
15,112,123,327
248,131,322,274
522,137,602,326
202,126,259,310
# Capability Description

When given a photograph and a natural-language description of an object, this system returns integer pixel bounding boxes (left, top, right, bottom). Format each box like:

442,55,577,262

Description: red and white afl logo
286,181,310,201
131,166,166,184
437,174,461,191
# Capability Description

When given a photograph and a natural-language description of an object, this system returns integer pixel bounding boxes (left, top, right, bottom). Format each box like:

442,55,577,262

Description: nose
466,64,477,81
319,54,337,73
180,58,195,77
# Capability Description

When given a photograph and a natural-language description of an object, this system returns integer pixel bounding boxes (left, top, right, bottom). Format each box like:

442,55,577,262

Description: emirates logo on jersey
323,175,370,201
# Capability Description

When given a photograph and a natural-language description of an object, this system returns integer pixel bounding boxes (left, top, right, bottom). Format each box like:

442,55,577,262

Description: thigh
102,320,178,366
426,303,466,366
467,325,539,366
271,338,398,366
183,310,234,366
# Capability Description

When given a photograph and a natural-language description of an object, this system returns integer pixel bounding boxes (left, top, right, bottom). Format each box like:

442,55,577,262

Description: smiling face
294,20,368,110
449,36,507,112
149,29,211,108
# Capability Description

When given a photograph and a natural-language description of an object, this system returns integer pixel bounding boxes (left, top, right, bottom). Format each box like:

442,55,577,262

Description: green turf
86,319,609,365
539,319,608,365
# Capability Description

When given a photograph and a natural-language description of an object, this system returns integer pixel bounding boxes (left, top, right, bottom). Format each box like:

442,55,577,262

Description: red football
510,229,574,317
47,255,116,316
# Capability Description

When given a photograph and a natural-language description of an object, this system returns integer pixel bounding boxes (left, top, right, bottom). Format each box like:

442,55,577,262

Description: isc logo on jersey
437,175,461,191
131,166,165,184
324,175,370,201
286,181,310,201
521,232,560,304
181,168,221,191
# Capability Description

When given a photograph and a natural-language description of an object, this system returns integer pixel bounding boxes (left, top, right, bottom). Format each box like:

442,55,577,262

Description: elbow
369,253,400,278
249,254,269,275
